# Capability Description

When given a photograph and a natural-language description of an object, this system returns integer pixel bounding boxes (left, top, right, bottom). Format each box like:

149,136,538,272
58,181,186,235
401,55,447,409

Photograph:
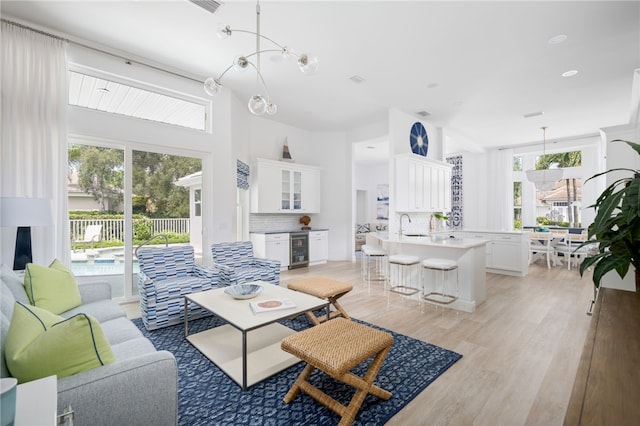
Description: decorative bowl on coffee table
224,283,264,300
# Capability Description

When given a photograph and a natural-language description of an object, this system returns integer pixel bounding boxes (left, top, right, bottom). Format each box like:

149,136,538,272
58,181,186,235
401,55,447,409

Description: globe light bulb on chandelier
203,0,318,116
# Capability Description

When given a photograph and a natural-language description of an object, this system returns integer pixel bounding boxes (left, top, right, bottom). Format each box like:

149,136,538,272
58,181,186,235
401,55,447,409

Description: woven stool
361,244,388,283
388,254,420,295
288,277,353,325
281,318,394,426
422,258,459,305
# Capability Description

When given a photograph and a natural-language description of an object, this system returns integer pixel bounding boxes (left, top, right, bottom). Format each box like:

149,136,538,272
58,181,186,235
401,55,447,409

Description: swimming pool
70,260,139,276
70,249,141,300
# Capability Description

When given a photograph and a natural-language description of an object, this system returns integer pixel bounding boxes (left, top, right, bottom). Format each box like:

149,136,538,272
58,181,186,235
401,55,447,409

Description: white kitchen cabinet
308,230,328,265
462,232,494,266
432,164,452,212
489,235,524,272
250,233,290,270
250,161,282,213
395,154,452,213
251,158,321,213
455,231,529,276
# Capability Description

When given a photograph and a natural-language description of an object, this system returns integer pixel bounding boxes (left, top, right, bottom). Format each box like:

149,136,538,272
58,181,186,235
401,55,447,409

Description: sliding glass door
130,149,202,296
68,143,126,297
69,140,202,301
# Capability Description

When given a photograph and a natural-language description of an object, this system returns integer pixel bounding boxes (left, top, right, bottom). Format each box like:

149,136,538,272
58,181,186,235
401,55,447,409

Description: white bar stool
361,245,388,283
388,254,420,295
422,258,459,305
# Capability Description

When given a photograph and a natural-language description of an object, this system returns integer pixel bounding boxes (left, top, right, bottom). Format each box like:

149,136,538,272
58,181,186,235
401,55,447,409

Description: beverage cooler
289,232,309,269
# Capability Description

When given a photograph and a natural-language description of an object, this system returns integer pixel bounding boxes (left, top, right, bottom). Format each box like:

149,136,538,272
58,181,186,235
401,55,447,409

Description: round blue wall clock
410,122,428,156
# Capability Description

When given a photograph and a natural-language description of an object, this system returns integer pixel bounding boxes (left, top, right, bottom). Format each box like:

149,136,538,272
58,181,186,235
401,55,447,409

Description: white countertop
375,234,489,249
460,229,527,235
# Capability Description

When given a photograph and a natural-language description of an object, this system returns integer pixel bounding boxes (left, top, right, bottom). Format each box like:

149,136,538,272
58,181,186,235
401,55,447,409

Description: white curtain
486,148,514,230
1,21,70,267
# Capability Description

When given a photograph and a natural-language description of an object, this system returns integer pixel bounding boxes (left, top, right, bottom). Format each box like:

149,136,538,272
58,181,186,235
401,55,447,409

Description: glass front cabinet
251,158,321,214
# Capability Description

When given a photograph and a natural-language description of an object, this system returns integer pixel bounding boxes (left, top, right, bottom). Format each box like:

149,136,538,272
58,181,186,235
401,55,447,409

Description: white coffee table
184,281,329,390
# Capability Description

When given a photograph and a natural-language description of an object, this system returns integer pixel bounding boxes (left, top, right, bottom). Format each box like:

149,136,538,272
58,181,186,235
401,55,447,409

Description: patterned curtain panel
446,155,463,229
237,159,250,190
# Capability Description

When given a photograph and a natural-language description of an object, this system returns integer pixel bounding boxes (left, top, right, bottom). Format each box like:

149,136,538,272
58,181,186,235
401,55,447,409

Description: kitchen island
371,234,489,313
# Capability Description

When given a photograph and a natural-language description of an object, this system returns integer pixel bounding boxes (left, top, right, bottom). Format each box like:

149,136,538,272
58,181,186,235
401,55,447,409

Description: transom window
68,71,207,131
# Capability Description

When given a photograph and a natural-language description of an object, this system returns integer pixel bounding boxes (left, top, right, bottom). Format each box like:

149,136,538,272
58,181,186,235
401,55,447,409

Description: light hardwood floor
124,259,594,426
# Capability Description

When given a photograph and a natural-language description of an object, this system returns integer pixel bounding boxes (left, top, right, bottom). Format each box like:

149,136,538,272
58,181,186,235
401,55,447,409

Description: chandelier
203,0,318,116
525,126,563,192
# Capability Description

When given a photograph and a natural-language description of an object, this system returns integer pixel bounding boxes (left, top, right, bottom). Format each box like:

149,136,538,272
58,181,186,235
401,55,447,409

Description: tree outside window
513,182,522,229
535,151,582,227
513,156,523,172
194,189,202,217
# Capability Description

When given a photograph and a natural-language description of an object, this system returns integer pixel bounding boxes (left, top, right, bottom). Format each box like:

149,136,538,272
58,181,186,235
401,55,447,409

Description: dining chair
555,231,590,270
529,232,556,269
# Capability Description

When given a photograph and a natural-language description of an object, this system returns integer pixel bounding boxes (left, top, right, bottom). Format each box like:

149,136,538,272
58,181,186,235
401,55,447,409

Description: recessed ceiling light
562,70,579,77
548,34,568,45
416,110,431,117
349,75,366,84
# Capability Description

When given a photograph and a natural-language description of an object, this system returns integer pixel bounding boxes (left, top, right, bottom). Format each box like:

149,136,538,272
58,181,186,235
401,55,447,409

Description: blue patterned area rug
133,316,462,426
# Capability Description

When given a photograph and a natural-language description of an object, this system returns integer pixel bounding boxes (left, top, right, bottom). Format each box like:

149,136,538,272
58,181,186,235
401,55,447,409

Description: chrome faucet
399,213,411,237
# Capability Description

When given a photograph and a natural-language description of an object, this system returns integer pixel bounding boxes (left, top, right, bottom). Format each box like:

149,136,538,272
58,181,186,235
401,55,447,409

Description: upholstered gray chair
211,241,280,286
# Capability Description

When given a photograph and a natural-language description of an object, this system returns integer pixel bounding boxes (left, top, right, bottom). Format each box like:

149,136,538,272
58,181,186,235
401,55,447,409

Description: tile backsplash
250,214,308,233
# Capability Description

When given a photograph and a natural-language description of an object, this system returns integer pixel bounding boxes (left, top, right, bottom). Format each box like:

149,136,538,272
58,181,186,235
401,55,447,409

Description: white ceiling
2,0,639,157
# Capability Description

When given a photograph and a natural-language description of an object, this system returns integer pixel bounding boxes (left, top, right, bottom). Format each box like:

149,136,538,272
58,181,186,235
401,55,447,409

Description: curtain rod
1,18,204,85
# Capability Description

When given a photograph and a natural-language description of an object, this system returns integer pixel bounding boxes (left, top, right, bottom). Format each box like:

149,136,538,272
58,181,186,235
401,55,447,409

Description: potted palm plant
579,140,640,290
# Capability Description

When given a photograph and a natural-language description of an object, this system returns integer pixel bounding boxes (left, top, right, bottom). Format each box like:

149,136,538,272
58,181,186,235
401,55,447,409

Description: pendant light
203,0,318,116
525,127,564,191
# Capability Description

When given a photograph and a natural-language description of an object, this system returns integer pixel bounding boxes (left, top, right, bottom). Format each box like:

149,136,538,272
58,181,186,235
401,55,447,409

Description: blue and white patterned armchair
137,245,219,330
211,241,280,286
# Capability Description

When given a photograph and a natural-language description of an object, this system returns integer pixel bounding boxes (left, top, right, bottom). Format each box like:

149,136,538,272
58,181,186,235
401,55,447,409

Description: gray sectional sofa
0,266,178,426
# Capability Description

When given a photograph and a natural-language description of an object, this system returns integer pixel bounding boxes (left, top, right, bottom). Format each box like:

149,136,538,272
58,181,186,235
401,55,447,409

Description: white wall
347,120,389,145
308,132,351,259
245,116,353,260
354,162,389,224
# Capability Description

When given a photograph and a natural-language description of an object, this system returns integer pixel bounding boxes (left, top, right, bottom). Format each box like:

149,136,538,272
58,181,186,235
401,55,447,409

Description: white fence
70,218,190,242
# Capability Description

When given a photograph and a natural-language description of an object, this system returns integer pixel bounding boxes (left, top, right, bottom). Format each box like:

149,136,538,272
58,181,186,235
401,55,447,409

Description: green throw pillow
24,259,82,314
5,302,115,383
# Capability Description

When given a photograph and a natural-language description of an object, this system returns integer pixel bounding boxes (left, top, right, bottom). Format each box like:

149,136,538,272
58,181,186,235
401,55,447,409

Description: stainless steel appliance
289,232,309,269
